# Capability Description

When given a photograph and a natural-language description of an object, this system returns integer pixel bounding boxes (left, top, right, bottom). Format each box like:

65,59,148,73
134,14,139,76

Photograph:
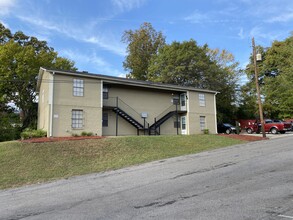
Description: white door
180,93,187,111
181,116,187,135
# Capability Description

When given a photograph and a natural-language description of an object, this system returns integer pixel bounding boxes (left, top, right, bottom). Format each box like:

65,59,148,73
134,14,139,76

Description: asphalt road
1,136,293,220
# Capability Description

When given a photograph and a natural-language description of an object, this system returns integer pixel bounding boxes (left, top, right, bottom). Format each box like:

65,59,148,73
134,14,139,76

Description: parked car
217,123,239,134
238,119,257,134
253,119,291,134
284,119,293,131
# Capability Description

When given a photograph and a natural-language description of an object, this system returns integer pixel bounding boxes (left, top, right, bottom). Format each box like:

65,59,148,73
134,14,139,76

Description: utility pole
252,37,266,138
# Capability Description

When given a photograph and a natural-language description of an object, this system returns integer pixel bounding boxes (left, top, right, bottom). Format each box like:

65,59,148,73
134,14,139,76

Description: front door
181,116,187,135
180,93,187,111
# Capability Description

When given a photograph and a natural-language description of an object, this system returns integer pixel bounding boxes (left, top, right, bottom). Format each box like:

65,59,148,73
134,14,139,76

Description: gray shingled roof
37,67,218,94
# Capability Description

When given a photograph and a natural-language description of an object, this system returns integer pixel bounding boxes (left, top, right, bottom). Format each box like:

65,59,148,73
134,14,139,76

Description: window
200,116,206,130
174,118,180,128
102,112,108,127
103,87,109,99
180,93,186,106
181,116,186,130
199,93,205,106
172,97,179,105
72,110,83,129
73,79,84,96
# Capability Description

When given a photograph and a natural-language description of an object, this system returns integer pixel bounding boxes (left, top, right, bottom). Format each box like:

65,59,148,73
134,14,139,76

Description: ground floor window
200,116,206,130
103,112,108,127
72,110,83,129
174,116,180,128
181,116,186,130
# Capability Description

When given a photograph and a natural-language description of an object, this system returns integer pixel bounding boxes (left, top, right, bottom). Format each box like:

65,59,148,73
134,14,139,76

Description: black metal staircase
149,111,176,135
113,107,144,129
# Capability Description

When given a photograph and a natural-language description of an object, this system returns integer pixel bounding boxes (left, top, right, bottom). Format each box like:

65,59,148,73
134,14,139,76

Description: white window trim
73,79,84,97
200,116,206,131
72,109,84,129
199,93,206,107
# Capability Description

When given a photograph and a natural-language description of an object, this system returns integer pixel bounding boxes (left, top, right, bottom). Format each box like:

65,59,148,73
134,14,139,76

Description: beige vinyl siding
51,74,103,137
104,85,179,136
107,85,175,120
187,91,217,134
37,68,218,137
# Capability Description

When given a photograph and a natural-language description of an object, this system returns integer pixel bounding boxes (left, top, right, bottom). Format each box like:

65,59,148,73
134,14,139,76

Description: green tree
262,35,293,118
0,23,76,133
237,82,258,119
242,35,293,119
148,40,240,122
122,22,166,80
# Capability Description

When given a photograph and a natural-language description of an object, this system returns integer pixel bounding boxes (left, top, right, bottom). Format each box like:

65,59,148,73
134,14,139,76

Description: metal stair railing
149,105,177,135
103,97,150,131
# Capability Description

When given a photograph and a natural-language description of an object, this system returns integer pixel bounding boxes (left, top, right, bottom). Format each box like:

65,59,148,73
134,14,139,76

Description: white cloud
84,36,126,56
118,73,126,78
266,10,293,23
60,49,126,77
17,15,126,56
248,26,289,46
0,0,17,15
17,15,62,32
238,28,245,39
184,11,208,23
111,0,146,12
61,49,108,67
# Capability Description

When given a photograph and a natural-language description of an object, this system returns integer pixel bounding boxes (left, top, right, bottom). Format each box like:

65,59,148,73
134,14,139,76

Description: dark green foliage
20,128,47,140
240,34,293,119
0,114,21,142
81,131,94,136
148,40,240,122
122,22,166,80
122,23,241,122
0,22,77,137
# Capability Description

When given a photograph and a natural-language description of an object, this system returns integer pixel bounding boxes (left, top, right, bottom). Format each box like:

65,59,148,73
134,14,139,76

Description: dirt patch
21,136,104,143
218,134,268,142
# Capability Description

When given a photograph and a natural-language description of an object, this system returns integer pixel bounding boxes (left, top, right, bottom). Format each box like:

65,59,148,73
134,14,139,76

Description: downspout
101,80,103,136
49,72,55,137
186,91,189,135
116,97,118,136
214,93,218,134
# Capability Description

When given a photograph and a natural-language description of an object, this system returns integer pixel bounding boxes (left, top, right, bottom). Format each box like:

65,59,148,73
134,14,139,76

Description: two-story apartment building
37,67,218,137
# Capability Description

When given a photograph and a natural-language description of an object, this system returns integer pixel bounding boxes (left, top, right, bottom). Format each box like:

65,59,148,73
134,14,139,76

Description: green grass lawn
0,135,245,189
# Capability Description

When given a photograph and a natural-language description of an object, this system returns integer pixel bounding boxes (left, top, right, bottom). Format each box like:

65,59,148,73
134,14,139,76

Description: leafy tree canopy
147,39,241,122
242,34,293,119
262,35,293,118
122,22,166,80
0,22,77,130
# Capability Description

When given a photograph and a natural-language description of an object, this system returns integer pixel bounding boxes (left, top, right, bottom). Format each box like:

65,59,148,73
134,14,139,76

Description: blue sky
1,0,292,84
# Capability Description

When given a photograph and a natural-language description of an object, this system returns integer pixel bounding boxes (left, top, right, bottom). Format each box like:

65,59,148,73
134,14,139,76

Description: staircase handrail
104,97,150,128
154,104,177,122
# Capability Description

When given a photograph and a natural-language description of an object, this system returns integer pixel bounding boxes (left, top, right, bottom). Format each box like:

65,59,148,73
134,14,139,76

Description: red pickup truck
246,119,292,134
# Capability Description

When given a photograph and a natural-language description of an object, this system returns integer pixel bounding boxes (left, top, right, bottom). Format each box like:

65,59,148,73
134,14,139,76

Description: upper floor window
199,93,205,107
73,79,84,96
103,86,109,99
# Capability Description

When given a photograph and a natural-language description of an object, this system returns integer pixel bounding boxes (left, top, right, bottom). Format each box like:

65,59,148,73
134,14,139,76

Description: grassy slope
0,135,245,189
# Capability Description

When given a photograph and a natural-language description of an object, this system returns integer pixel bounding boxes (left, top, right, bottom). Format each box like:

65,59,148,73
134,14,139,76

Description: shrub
203,129,209,134
81,131,94,136
20,129,47,140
